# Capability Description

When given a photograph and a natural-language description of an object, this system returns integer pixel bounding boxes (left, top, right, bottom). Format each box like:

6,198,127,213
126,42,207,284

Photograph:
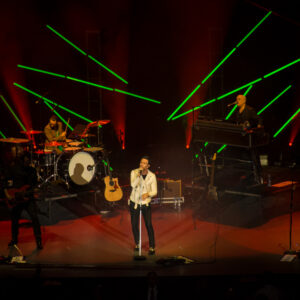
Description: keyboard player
234,94,263,129
234,94,263,184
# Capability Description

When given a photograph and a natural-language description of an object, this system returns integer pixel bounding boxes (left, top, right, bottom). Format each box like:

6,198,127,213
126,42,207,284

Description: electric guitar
206,153,218,201
3,185,31,208
103,157,123,202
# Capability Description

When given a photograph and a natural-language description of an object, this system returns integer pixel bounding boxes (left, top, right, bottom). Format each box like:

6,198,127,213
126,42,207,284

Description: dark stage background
0,0,299,178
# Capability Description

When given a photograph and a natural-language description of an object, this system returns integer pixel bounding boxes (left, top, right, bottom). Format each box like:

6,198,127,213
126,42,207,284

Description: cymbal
21,130,43,134
45,141,64,147
81,133,96,138
83,147,103,152
88,120,110,127
0,137,30,144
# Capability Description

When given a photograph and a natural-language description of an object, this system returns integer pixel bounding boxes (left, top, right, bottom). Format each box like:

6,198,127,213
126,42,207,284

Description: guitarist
129,156,157,255
3,153,42,250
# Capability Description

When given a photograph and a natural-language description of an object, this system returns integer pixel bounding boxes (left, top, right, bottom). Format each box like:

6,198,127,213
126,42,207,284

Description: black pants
130,201,155,248
11,199,41,243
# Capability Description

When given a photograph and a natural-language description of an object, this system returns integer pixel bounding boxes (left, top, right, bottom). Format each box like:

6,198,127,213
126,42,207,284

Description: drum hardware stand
38,152,60,188
281,163,299,261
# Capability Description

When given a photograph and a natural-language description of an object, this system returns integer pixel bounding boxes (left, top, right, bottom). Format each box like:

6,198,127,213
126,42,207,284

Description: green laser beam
273,107,300,138
88,55,128,85
47,25,87,55
47,25,128,84
18,64,65,78
102,159,113,171
168,11,272,120
263,58,300,78
66,76,114,91
172,58,300,121
0,130,6,138
201,48,236,84
236,11,272,48
243,85,254,96
167,85,201,121
18,65,159,104
257,85,292,115
0,95,27,131
114,89,161,104
201,99,217,107
13,83,94,124
217,144,227,153
225,105,237,120
217,79,262,100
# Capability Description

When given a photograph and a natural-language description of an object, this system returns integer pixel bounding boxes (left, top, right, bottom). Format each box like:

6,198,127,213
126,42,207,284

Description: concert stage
0,166,299,299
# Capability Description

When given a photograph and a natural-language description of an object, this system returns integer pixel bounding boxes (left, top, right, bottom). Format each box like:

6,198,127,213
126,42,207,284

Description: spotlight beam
171,58,300,120
17,64,161,104
167,11,272,121
0,95,27,131
46,25,128,85
273,107,300,138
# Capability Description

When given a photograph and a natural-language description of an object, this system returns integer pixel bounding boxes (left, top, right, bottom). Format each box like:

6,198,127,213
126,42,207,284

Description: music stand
67,124,86,140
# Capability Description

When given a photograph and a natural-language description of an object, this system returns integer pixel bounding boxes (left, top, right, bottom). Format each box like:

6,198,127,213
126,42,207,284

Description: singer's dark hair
50,114,58,121
141,155,150,164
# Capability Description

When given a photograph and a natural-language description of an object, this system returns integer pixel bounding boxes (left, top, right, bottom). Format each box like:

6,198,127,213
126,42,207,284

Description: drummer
44,115,66,153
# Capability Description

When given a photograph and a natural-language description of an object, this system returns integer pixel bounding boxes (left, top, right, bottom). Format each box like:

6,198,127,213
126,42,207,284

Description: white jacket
129,168,157,209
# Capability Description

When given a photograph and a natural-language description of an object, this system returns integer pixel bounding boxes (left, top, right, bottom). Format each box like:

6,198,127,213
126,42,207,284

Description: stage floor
1,170,300,299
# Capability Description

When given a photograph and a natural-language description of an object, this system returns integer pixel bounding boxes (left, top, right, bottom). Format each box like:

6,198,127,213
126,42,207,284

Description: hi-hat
21,130,43,134
45,141,64,147
0,137,30,144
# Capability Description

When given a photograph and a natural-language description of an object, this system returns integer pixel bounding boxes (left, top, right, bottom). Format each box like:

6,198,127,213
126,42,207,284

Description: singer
234,94,263,128
129,156,157,255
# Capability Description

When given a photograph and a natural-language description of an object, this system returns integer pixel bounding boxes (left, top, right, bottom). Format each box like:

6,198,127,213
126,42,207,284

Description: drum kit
0,120,111,188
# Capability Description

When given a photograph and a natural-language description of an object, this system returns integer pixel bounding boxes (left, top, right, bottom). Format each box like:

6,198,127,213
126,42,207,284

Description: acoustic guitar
103,158,123,202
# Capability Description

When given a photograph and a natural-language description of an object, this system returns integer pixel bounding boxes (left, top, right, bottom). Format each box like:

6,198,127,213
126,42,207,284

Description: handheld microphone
227,101,237,107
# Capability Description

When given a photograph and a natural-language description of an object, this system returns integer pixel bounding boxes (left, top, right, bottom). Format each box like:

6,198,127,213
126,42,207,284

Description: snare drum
56,151,102,185
64,147,81,153
35,149,56,166
68,141,83,147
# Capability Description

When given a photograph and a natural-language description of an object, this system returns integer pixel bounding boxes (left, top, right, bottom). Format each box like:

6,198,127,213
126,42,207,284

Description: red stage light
289,142,293,147
186,144,190,149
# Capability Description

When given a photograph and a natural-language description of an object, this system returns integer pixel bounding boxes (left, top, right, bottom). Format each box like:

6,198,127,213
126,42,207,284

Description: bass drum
56,151,102,186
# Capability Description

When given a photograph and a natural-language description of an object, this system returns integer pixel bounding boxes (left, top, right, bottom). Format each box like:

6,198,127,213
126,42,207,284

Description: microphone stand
134,171,146,260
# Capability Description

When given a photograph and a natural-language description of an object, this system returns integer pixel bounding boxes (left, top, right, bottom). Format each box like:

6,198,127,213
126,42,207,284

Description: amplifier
159,179,182,198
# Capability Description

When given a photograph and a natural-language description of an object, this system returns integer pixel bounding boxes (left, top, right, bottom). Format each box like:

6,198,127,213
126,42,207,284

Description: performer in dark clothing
234,94,264,184
235,94,263,128
4,154,42,249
